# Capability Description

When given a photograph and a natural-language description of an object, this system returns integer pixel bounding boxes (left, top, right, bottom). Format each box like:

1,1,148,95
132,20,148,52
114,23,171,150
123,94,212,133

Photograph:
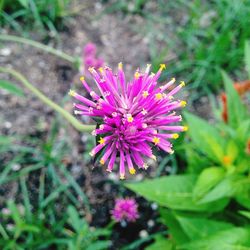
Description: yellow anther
80,76,85,81
89,151,95,157
183,126,188,131
68,89,76,97
172,133,179,139
180,100,187,107
127,116,134,123
150,155,157,161
180,81,185,87
152,136,160,145
171,77,176,82
129,168,136,175
118,62,123,70
169,149,174,154
150,72,155,76
160,64,166,71
88,67,95,73
98,137,105,145
142,91,149,98
155,93,163,100
134,71,140,79
100,158,105,165
98,67,104,73
120,174,125,180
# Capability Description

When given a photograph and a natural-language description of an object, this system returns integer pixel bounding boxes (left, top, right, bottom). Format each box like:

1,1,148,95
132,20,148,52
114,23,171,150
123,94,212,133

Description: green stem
0,67,95,132
0,34,76,64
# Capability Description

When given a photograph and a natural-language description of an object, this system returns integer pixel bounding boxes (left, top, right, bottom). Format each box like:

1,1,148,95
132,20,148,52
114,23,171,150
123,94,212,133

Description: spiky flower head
70,63,187,179
111,198,139,223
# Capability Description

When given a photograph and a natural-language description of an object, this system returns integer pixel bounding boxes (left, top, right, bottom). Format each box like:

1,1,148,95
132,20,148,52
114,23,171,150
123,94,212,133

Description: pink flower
111,198,139,223
83,43,96,56
82,43,104,72
69,63,187,179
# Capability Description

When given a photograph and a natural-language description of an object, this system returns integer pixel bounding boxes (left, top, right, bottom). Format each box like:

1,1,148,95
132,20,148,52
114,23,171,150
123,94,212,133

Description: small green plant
0,0,72,36
125,48,250,249
0,201,111,250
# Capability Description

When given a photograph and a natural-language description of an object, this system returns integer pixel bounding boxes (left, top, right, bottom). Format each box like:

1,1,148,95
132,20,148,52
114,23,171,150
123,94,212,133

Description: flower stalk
0,34,79,66
0,67,94,132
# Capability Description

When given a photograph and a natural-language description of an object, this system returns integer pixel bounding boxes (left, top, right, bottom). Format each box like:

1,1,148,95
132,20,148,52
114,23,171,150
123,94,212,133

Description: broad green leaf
145,236,174,250
193,167,225,200
0,80,24,97
179,227,250,250
184,112,224,163
221,71,247,129
176,216,234,241
199,175,246,204
160,209,190,244
239,211,250,219
126,175,228,212
245,41,250,79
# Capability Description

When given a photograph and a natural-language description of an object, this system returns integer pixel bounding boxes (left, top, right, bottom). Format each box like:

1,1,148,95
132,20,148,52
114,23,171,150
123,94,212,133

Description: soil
0,1,212,249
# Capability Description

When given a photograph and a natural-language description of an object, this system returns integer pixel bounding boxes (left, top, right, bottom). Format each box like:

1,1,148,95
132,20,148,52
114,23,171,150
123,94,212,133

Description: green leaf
17,0,29,8
126,175,228,212
179,228,250,250
0,80,24,97
245,41,250,79
184,112,224,163
221,71,247,128
67,205,83,233
198,175,245,204
176,216,234,241
86,241,111,250
160,209,189,244
193,167,225,200
145,236,174,250
239,211,250,219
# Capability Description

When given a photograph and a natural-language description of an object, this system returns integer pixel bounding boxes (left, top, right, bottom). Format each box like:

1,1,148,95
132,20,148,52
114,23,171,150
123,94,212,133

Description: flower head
82,43,104,75
111,198,139,223
83,42,97,56
70,63,187,179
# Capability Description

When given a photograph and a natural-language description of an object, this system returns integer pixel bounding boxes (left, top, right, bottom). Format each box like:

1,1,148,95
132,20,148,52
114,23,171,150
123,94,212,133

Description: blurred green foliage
125,43,250,249
105,0,250,98
0,0,71,36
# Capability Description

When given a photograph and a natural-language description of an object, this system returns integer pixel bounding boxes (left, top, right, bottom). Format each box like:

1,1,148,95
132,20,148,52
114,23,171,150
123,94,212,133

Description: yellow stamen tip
68,89,76,97
98,67,104,73
142,91,149,98
129,168,136,175
120,174,125,180
127,116,134,123
88,67,94,73
98,137,105,145
152,136,160,145
151,155,157,161
180,100,187,107
169,149,174,154
155,93,163,100
160,64,166,70
183,126,188,131
171,77,176,82
172,133,179,139
100,158,105,165
134,71,140,79
89,151,95,157
80,76,85,81
180,81,185,87
118,62,123,70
